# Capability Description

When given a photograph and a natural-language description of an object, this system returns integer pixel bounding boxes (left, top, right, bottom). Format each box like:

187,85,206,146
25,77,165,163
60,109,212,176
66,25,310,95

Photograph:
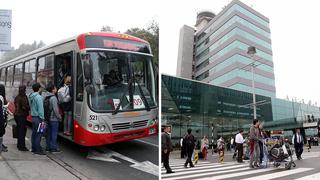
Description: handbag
12,124,18,138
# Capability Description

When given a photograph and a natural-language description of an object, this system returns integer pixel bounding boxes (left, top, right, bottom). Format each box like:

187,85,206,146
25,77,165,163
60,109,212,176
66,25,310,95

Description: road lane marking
134,139,158,147
195,167,274,180
295,172,320,180
87,148,158,176
241,168,314,180
163,162,234,171
162,164,248,177
163,167,250,180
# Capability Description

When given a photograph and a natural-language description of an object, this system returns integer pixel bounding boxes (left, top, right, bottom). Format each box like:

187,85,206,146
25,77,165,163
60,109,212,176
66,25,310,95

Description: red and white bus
0,32,158,146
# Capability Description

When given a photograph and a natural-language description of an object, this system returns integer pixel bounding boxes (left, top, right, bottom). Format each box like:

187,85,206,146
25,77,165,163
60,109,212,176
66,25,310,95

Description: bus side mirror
83,60,92,81
85,84,94,95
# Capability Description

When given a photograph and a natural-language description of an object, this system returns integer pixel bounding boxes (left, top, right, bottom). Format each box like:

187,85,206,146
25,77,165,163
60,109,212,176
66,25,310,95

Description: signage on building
303,122,318,128
0,9,12,51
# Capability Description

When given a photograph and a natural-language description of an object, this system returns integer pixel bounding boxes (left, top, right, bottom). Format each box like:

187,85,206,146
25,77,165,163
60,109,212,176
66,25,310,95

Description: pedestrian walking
14,85,30,151
307,137,311,151
235,129,244,163
217,137,225,163
184,129,195,168
0,84,8,154
29,83,46,155
180,135,186,158
249,119,261,168
292,128,304,160
232,134,238,159
161,125,174,174
45,83,62,153
258,121,265,164
230,137,234,151
201,136,209,160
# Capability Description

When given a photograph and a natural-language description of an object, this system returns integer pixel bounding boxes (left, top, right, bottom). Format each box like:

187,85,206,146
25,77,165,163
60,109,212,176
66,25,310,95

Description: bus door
55,52,74,137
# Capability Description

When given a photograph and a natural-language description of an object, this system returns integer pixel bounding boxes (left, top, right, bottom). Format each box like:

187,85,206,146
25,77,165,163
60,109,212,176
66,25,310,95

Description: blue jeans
63,111,72,133
31,116,42,152
46,121,59,151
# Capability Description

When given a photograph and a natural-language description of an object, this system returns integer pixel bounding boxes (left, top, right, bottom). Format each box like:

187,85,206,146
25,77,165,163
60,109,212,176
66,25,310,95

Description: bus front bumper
73,121,158,146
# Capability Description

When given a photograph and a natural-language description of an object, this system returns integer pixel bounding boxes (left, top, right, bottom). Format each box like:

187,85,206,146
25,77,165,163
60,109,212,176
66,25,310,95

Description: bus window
0,68,4,84
6,66,14,87
13,63,23,87
37,55,54,88
23,59,36,87
56,53,72,88
76,53,83,101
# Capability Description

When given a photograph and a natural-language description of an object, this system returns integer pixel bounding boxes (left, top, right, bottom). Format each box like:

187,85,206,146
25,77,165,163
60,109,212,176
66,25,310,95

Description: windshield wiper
112,78,133,115
133,75,150,112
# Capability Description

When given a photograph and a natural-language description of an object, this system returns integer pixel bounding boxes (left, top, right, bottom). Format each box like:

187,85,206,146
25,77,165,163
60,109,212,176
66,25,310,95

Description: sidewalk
0,123,78,180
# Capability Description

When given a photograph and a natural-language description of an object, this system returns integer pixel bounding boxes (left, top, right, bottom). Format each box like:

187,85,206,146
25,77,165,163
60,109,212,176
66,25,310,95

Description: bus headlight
100,125,106,132
93,125,99,131
148,119,157,126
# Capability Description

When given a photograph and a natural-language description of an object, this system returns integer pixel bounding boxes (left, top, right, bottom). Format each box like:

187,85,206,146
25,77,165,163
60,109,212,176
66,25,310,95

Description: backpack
58,85,71,103
184,134,195,148
0,96,8,127
44,95,54,122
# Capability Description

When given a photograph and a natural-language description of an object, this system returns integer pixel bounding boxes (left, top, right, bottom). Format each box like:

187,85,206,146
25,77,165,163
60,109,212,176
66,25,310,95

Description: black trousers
259,141,263,163
181,146,185,158
185,149,194,167
295,143,303,158
162,151,172,172
237,143,243,162
14,115,27,149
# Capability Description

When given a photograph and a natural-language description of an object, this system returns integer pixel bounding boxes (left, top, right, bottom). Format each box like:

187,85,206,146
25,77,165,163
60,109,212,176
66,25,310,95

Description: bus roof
0,32,149,67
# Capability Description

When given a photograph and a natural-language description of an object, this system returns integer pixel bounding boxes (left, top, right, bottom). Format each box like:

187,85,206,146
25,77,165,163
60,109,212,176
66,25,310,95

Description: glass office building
177,0,276,98
162,75,320,146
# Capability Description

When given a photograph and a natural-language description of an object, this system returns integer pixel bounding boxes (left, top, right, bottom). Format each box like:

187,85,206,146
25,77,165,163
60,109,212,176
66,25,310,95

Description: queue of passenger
0,76,72,155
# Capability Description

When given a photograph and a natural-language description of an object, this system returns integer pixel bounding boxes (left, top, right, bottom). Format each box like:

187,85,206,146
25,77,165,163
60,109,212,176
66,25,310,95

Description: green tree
0,40,45,63
101,25,114,32
125,20,159,68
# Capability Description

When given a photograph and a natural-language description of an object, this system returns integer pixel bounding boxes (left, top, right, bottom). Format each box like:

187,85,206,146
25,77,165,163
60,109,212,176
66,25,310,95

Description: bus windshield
87,51,156,112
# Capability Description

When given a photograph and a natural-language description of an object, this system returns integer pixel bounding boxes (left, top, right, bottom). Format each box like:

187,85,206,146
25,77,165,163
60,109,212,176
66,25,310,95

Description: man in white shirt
230,137,234,150
235,129,244,163
292,128,304,160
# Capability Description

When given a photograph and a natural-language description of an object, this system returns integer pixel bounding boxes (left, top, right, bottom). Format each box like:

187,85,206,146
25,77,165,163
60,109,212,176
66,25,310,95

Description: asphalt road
162,147,320,180
19,121,159,180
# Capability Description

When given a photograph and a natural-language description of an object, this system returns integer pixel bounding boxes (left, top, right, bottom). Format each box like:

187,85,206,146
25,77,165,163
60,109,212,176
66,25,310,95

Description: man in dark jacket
45,83,62,153
292,128,304,160
184,128,195,168
162,125,174,174
14,85,30,151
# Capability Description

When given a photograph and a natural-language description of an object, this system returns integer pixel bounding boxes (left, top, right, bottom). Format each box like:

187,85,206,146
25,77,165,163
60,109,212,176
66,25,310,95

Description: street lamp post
247,46,257,119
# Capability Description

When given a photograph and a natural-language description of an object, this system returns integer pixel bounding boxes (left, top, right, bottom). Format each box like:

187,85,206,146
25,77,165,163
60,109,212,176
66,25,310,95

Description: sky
0,0,320,105
0,0,159,48
159,0,320,105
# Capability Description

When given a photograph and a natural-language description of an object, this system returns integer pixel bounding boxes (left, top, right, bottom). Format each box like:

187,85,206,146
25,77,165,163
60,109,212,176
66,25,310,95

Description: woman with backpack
58,76,72,136
0,84,8,153
14,85,30,151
